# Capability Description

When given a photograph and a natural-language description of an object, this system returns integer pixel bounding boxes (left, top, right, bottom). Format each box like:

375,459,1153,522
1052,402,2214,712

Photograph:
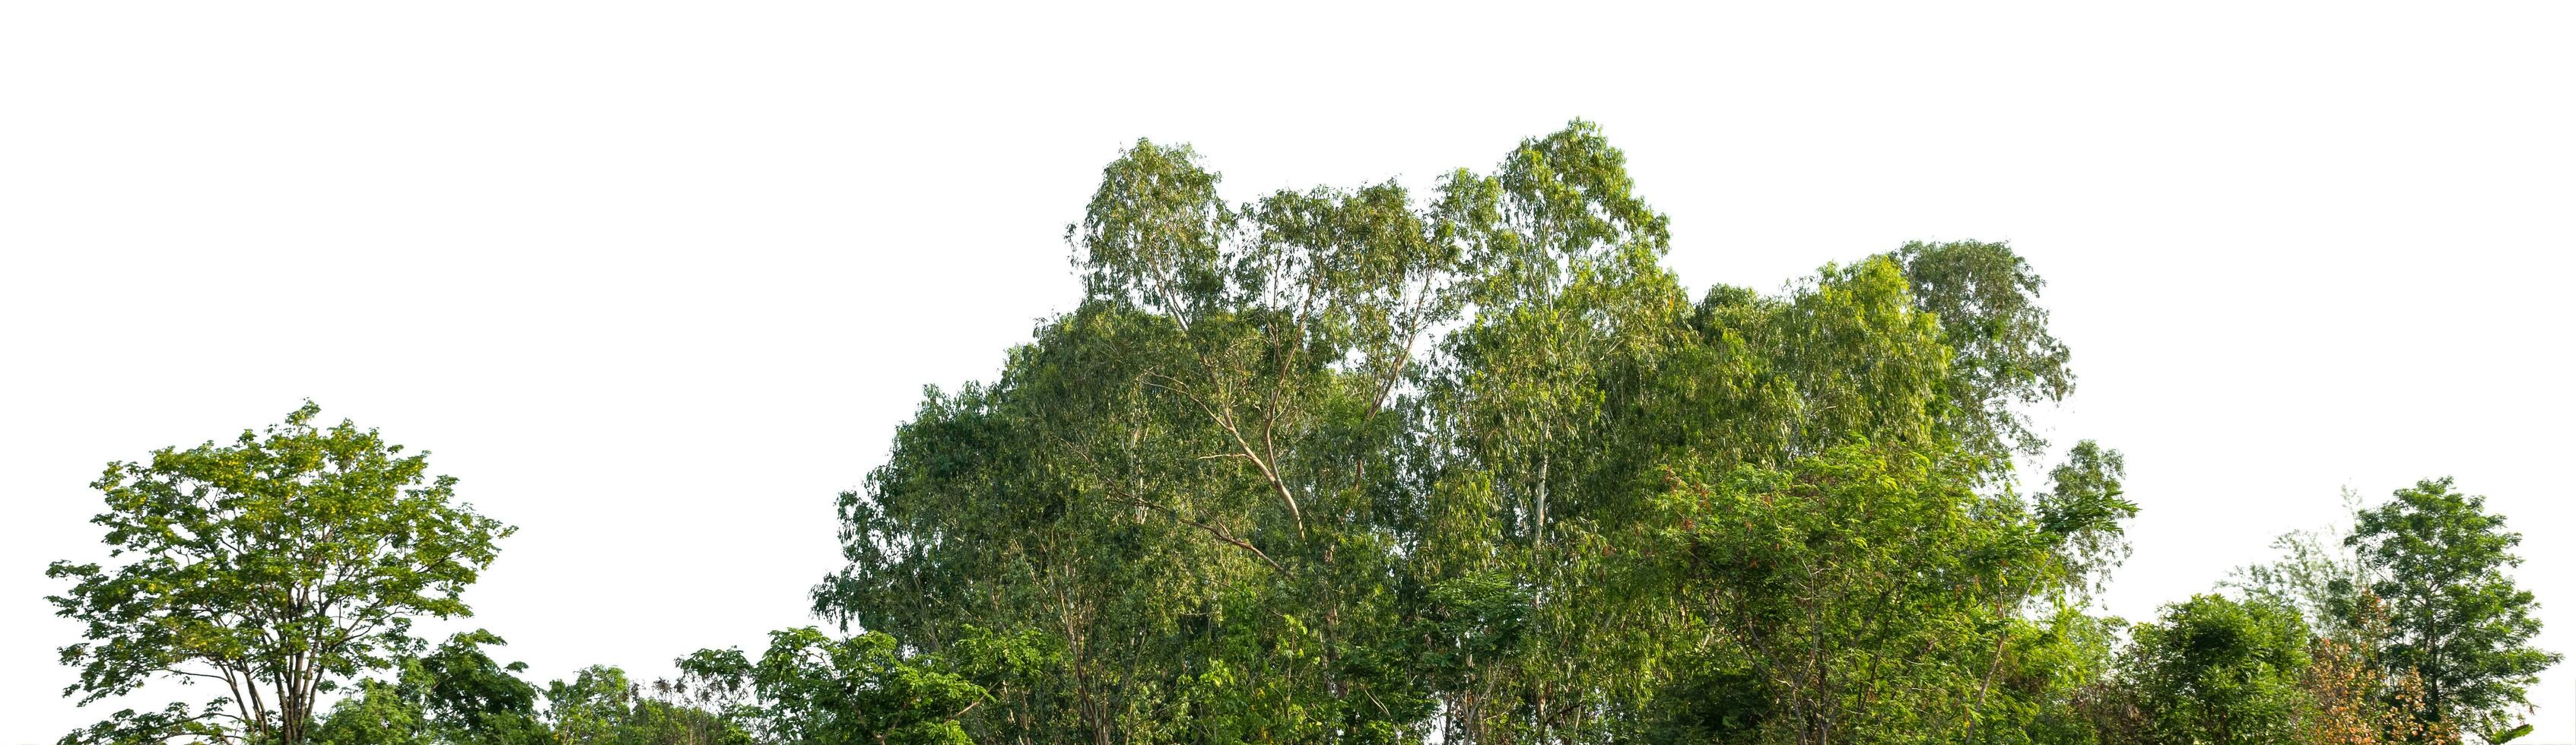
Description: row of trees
45,122,2557,743
301,624,1054,744
42,404,1039,745
2109,476,2554,745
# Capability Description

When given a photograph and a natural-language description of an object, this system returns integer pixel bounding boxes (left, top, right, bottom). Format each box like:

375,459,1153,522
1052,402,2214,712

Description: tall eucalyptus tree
815,122,2117,744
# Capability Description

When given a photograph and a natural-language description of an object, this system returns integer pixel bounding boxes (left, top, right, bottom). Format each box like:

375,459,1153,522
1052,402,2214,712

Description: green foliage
310,637,743,745
1625,438,2128,744
409,631,549,744
2035,440,2137,585
312,678,434,745
2120,594,2314,745
810,121,2140,743
540,664,744,745
675,627,1030,745
46,403,515,745
1892,239,2073,458
1637,442,2023,741
312,630,549,745
2346,477,2560,735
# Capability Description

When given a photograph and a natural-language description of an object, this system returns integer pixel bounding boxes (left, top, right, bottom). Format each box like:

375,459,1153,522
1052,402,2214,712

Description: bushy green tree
812,122,2121,743
540,664,744,745
47,403,514,745
311,678,434,745
411,631,549,743
1635,442,2020,741
675,627,1047,745
2346,477,2559,736
2119,594,2314,745
313,630,548,745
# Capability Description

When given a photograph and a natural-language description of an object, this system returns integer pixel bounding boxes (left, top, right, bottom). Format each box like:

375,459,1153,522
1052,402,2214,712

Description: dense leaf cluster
810,122,2121,743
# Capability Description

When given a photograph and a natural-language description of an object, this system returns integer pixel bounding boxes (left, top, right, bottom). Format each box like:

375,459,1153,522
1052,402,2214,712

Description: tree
2227,488,2374,637
812,121,2117,743
311,630,550,745
406,630,549,744
46,403,515,744
539,664,745,745
1628,438,2130,744
1893,239,2073,460
2120,594,2314,745
2346,477,2559,736
310,678,434,745
676,627,1028,745
816,132,1473,742
2299,597,2460,745
1637,442,2033,742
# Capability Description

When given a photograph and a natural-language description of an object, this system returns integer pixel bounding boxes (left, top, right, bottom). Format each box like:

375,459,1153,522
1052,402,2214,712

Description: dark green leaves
2348,477,2560,733
2120,594,2315,744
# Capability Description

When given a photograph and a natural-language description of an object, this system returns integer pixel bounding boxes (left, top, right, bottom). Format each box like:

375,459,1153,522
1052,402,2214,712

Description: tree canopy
48,403,513,745
2347,478,2559,734
808,121,2136,743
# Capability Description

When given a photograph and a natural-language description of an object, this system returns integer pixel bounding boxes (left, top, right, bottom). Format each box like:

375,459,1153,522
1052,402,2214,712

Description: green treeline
43,122,2556,744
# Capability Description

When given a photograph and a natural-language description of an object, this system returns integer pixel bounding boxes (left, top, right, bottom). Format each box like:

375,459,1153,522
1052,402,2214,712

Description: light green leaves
675,627,1034,745
47,404,513,744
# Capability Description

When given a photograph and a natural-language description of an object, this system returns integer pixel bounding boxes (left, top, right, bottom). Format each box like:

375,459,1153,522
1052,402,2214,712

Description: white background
3,2,2568,741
